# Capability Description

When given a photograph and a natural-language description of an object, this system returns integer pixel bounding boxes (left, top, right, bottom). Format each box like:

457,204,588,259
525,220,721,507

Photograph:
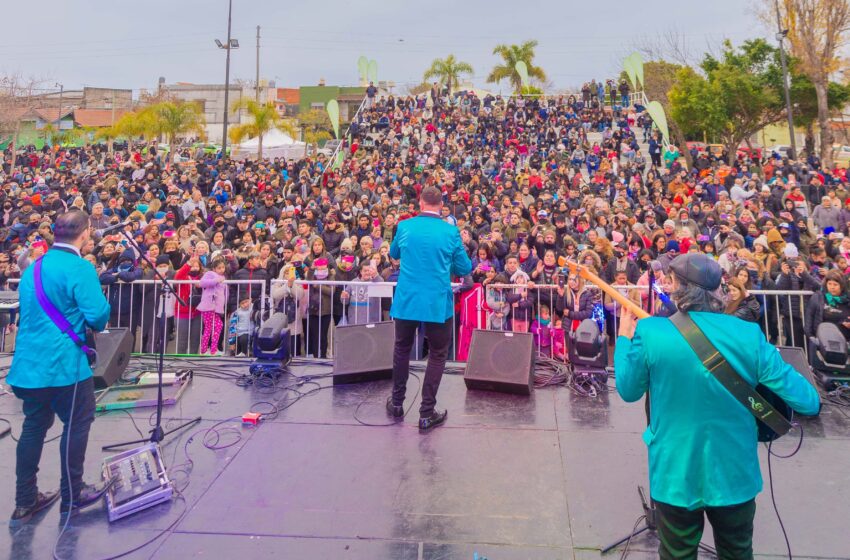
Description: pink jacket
196,271,228,314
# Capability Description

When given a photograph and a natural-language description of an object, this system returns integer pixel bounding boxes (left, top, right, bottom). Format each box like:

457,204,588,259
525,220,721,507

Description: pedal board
102,442,173,522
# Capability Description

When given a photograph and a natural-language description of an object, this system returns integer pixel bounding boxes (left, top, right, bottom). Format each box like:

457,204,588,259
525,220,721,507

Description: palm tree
228,99,295,159
297,108,334,156
487,40,547,93
135,101,206,162
423,54,474,95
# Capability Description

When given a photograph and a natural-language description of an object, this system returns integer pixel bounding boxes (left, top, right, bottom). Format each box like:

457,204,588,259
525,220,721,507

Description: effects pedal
102,442,173,522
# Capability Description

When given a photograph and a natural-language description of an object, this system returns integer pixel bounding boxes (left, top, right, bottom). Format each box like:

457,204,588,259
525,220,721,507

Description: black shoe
9,490,59,527
418,410,447,433
59,478,117,517
386,396,404,418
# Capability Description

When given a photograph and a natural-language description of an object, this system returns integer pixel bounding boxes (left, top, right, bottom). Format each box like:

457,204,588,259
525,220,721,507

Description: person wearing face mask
2,200,15,227
340,262,383,325
603,241,639,284
332,254,358,325
98,249,142,336
174,253,204,354
304,258,334,358
205,213,229,242
140,255,176,353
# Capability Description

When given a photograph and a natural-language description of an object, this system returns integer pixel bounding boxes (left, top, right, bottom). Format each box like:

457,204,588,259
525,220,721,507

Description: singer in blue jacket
387,186,472,432
7,210,112,527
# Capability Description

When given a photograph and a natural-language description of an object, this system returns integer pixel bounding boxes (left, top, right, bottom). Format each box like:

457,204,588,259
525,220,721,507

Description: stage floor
1,357,849,560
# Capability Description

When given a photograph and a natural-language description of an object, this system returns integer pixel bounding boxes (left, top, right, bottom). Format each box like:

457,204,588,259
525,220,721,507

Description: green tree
641,60,693,168
228,99,295,159
787,71,850,155
297,109,333,155
669,39,786,165
423,54,474,96
134,101,206,161
487,40,547,93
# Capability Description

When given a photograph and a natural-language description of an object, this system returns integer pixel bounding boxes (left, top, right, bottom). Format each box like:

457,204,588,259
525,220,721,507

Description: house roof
74,108,128,127
276,88,300,104
32,107,74,122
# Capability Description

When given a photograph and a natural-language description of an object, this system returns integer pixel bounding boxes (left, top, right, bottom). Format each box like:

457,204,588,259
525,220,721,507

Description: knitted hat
118,249,136,263
665,240,680,253
155,255,171,266
766,229,783,243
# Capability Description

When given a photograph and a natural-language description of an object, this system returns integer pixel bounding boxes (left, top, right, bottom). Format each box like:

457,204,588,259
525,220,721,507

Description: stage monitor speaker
333,321,395,384
777,345,818,389
92,327,133,389
464,329,535,395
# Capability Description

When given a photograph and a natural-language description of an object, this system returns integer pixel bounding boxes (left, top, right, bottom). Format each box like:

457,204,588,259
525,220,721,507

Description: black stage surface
1,356,848,560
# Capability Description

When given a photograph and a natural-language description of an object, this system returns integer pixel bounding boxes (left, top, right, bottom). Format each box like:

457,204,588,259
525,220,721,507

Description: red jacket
174,264,201,319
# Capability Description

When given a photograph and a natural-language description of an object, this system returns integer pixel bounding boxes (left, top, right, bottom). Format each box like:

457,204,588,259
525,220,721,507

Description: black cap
669,253,722,291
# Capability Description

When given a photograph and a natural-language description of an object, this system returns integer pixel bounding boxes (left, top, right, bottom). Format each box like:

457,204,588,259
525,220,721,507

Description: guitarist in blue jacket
386,186,472,432
7,210,112,526
615,253,820,558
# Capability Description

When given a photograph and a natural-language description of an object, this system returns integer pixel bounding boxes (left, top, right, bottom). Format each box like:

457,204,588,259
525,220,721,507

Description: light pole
775,0,797,160
52,82,63,166
215,0,238,157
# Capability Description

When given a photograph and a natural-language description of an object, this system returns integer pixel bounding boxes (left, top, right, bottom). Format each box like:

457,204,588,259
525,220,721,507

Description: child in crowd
228,296,255,356
197,258,228,355
530,304,566,359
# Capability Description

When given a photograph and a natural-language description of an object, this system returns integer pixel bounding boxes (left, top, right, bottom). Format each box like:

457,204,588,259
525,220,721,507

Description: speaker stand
102,231,201,451
602,485,715,555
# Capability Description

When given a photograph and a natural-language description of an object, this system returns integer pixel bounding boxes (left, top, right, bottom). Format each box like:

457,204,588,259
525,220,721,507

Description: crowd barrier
0,278,816,360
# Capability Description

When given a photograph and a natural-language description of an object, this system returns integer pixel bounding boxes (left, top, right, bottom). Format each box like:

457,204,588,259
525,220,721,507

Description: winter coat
730,294,761,323
196,270,228,314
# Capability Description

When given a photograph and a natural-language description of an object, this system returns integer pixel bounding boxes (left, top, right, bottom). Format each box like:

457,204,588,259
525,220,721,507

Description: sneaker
209,349,220,357
9,490,59,527
418,410,448,433
59,478,117,518
236,352,245,357
385,396,404,418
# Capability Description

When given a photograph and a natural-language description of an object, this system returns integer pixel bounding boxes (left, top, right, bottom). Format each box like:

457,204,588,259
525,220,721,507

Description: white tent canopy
232,128,306,160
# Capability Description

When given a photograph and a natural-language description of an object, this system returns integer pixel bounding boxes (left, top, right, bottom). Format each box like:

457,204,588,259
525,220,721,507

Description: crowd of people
2,83,850,358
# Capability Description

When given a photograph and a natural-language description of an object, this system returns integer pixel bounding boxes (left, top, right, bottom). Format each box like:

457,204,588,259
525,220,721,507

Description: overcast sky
1,0,769,95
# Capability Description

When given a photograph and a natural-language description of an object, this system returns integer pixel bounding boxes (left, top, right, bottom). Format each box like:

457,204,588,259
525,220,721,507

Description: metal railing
0,277,822,361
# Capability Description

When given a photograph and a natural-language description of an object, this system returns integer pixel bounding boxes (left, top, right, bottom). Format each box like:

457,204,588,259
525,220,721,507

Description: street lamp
774,0,797,160
215,0,239,158
52,82,63,165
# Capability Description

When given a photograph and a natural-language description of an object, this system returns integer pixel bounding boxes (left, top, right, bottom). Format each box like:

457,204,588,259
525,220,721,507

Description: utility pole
222,0,234,157
775,0,798,160
256,25,261,102
52,83,63,166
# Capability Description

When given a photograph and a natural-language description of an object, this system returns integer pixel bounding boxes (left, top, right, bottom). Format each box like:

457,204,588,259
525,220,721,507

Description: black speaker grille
333,322,395,376
464,330,534,395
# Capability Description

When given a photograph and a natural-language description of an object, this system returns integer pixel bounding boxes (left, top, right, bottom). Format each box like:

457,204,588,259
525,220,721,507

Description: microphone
99,220,132,235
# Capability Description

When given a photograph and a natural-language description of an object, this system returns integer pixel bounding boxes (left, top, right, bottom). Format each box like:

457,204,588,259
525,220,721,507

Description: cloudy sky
2,0,768,95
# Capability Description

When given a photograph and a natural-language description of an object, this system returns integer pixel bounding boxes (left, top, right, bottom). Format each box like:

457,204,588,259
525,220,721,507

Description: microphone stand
103,226,202,451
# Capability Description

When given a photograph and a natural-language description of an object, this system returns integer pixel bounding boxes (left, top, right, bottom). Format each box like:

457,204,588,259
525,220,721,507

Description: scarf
825,292,846,307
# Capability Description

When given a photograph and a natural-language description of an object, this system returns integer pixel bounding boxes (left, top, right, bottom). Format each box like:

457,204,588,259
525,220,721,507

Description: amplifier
102,442,172,522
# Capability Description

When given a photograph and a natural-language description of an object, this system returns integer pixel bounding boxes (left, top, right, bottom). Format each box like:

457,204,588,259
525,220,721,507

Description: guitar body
755,384,792,442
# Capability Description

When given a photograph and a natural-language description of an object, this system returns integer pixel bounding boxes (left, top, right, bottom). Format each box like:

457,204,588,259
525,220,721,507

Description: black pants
306,315,331,358
11,377,96,509
782,316,806,348
655,499,756,560
392,318,452,417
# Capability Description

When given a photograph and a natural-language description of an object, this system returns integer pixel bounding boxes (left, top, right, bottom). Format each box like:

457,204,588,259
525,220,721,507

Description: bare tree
0,74,46,177
770,0,850,167
628,29,697,68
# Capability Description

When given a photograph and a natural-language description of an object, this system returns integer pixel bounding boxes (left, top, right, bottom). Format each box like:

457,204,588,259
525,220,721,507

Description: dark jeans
656,499,756,560
305,315,331,358
392,318,452,417
176,315,202,354
11,377,96,509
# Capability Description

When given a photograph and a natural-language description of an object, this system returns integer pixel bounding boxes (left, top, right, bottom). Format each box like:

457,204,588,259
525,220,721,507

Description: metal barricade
101,279,266,357
0,274,820,362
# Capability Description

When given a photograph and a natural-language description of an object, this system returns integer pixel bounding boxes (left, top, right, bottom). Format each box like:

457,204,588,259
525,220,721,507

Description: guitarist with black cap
615,252,820,559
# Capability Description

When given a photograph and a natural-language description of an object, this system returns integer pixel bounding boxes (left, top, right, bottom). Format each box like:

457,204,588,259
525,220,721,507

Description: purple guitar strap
32,257,97,364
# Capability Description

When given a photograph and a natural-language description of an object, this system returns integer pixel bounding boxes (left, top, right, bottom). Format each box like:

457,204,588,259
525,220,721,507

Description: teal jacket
8,248,111,389
614,312,820,510
389,214,472,323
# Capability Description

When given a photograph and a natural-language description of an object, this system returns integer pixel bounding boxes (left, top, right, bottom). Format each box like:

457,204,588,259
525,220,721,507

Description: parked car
767,145,793,159
686,141,707,154
318,139,342,157
832,145,850,169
